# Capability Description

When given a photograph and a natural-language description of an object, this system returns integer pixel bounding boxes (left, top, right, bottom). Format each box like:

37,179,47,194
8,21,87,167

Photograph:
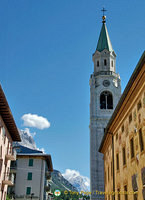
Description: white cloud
21,113,50,130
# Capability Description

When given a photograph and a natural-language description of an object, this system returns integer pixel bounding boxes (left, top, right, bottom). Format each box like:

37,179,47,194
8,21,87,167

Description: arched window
104,59,107,66
100,91,113,109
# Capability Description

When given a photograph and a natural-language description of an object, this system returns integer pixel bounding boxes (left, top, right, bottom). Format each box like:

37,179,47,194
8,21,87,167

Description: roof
0,85,21,141
96,23,113,52
16,145,53,171
99,51,145,152
15,145,43,154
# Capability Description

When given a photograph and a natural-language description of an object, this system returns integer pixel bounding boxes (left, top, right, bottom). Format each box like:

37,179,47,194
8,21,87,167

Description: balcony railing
94,71,120,78
5,148,16,161
2,173,14,186
45,171,51,180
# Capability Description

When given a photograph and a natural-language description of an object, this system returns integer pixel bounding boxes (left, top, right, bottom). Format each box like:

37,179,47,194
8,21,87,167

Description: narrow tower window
97,60,99,67
100,91,113,109
111,60,113,67
104,59,107,66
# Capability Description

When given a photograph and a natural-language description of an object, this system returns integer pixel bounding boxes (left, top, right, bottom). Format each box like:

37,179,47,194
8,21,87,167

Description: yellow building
99,51,145,200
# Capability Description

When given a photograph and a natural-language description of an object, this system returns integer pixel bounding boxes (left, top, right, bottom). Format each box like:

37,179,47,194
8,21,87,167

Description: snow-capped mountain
51,170,78,191
14,129,90,192
62,169,90,192
13,128,37,149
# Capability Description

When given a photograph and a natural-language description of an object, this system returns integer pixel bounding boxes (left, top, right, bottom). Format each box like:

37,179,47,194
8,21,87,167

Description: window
124,185,128,200
142,188,145,200
27,172,32,180
97,60,99,67
139,128,144,152
132,174,138,200
29,159,33,167
116,153,119,170
141,167,145,185
130,138,134,159
26,187,31,195
100,91,113,109
122,147,126,166
133,193,138,200
117,188,120,200
2,127,6,143
105,171,106,184
104,59,107,66
111,60,113,67
129,113,132,123
2,127,6,137
122,125,124,133
137,100,142,111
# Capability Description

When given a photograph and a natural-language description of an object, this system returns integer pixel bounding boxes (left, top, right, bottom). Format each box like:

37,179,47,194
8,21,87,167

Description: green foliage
6,196,11,200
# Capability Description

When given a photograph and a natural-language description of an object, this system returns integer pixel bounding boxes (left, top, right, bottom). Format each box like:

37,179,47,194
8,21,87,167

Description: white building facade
90,16,121,200
8,146,53,200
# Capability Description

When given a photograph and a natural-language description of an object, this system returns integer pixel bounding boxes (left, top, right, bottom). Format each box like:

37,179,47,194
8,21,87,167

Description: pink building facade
0,85,21,200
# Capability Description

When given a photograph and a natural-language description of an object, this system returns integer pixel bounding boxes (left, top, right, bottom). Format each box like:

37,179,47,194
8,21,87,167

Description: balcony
5,148,16,161
45,183,51,192
2,173,14,186
45,171,51,180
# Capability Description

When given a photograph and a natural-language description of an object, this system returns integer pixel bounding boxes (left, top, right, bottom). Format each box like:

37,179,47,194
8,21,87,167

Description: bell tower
90,12,121,200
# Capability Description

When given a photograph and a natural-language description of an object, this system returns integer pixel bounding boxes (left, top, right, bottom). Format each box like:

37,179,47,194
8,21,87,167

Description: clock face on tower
103,80,110,87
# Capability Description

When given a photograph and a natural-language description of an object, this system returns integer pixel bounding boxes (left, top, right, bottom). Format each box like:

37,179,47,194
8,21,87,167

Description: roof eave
0,85,21,142
99,51,145,153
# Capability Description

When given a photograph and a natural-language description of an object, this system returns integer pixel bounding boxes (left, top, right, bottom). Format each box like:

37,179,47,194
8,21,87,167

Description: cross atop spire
101,7,107,23
101,7,107,16
95,8,114,52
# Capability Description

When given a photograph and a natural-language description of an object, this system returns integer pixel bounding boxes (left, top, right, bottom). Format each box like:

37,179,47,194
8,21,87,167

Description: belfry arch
100,91,113,109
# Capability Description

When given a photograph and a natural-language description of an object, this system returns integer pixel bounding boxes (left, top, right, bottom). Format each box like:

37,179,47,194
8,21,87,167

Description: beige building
8,145,53,200
0,85,21,200
99,51,145,200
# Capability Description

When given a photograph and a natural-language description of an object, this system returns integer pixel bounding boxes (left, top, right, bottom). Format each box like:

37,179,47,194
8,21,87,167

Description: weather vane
101,7,107,23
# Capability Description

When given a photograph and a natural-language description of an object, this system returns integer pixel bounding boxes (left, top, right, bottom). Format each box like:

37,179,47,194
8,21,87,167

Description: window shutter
27,172,32,180
29,159,33,166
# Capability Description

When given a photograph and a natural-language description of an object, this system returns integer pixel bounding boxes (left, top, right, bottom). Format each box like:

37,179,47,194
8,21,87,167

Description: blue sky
0,0,145,178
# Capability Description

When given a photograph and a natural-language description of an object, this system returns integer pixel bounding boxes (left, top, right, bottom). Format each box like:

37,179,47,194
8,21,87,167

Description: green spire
96,22,113,52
